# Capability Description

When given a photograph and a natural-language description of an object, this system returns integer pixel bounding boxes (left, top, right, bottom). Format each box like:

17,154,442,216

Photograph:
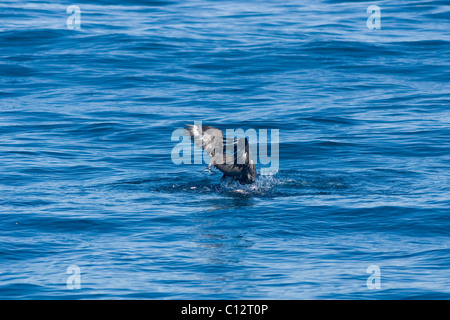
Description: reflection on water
190,207,256,294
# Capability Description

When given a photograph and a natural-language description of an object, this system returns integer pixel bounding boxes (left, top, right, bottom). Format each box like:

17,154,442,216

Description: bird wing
185,124,224,160
224,136,254,165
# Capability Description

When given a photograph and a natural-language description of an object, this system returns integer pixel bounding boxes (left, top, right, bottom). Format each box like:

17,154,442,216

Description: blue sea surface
0,0,449,299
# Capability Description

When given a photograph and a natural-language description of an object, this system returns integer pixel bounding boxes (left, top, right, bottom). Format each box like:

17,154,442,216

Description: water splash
221,174,282,196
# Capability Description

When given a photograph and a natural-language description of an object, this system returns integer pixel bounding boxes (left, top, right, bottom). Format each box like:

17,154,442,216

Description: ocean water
0,0,449,299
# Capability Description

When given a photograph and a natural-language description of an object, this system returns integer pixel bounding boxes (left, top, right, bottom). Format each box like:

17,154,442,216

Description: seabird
185,124,257,185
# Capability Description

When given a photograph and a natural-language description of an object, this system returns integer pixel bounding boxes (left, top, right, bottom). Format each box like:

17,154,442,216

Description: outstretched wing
224,137,254,166
185,124,224,160
220,136,257,184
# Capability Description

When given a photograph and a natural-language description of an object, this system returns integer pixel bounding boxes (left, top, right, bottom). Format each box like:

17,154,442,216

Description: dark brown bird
185,124,257,185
